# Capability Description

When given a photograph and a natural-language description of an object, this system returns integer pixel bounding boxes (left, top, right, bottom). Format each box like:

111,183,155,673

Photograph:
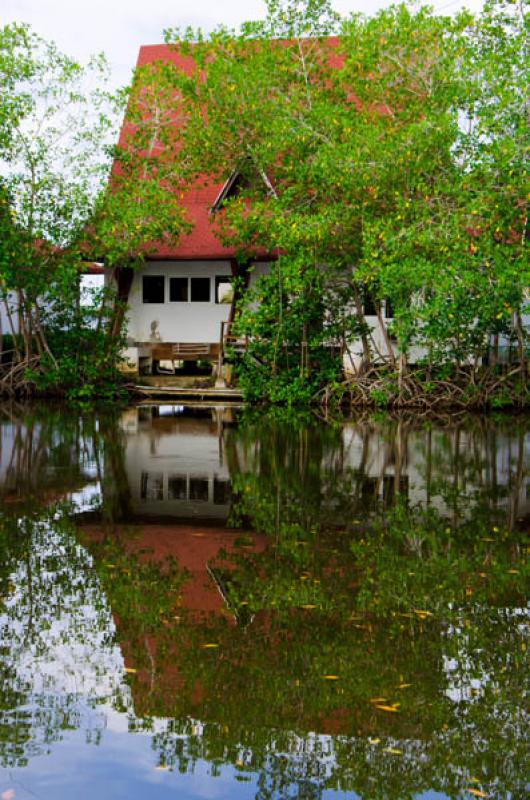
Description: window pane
362,290,376,317
213,478,231,504
189,477,209,501
190,277,211,302
168,475,187,500
170,277,188,302
215,276,233,304
143,275,165,303
140,471,163,500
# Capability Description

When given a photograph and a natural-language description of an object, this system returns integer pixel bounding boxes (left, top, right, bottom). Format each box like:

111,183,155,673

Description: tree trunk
353,287,371,372
109,266,134,340
375,301,396,367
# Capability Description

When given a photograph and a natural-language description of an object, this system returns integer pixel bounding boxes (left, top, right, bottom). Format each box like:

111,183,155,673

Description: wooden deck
133,383,244,401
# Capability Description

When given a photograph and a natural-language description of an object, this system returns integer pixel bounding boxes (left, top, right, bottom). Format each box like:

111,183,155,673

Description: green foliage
158,0,529,403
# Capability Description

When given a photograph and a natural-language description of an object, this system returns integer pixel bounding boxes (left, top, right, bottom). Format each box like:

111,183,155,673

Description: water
0,403,528,800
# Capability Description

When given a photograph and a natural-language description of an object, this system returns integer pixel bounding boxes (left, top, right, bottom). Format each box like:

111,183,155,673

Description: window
190,277,211,302
142,275,165,304
362,291,377,317
170,277,188,302
215,276,233,304
189,477,209,501
140,472,163,501
213,478,231,504
168,475,187,500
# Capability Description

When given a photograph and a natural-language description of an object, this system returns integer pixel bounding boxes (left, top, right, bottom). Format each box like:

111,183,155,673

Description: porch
132,322,248,378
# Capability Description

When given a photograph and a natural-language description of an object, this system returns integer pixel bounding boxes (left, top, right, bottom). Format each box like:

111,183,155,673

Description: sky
2,0,484,88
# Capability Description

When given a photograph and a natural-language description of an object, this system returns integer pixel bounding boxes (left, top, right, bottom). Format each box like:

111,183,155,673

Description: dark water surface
0,403,528,800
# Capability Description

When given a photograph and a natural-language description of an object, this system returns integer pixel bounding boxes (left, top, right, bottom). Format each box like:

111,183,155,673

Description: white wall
121,406,232,520
126,261,233,344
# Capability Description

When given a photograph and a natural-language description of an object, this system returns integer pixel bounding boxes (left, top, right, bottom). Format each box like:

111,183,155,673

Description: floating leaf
322,675,339,680
383,747,402,754
368,738,381,745
375,704,400,713
397,683,412,689
466,789,488,798
202,643,220,648
369,697,387,703
301,604,317,609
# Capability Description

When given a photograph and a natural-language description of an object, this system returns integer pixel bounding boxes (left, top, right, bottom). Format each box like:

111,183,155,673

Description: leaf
466,789,488,798
383,747,402,754
322,675,340,680
369,697,387,703
301,604,317,609
397,683,412,689
368,738,381,745
202,643,220,648
124,667,137,674
375,704,400,712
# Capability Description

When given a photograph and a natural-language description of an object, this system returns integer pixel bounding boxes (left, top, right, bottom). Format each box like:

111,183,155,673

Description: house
109,44,528,378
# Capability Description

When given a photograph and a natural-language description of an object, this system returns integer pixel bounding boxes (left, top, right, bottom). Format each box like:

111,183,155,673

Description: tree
159,1,528,406
0,25,190,397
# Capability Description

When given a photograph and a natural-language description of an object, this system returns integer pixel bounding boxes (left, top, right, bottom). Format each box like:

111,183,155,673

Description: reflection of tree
0,402,100,508
0,511,128,768
0,406,528,799
225,412,529,536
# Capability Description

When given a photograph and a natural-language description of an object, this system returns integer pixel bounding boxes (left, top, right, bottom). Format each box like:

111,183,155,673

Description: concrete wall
125,261,234,344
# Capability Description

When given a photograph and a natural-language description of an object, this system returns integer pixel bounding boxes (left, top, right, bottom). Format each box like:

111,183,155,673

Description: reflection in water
0,402,528,799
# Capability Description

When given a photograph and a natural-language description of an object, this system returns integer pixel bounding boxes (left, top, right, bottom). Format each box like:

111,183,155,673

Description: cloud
3,0,483,88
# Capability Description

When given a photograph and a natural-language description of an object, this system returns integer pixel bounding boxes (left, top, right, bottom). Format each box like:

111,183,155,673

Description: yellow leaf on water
202,643,220,648
397,683,412,689
383,747,402,754
466,789,488,798
375,705,400,713
322,675,340,680
369,697,387,703
301,604,317,609
368,738,381,745
124,667,137,674
413,609,433,616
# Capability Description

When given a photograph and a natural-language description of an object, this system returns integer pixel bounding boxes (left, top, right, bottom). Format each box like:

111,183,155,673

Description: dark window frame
169,277,189,303
190,277,211,303
142,275,165,304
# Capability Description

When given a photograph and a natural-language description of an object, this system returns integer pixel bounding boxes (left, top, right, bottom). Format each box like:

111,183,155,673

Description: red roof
118,39,343,261
123,44,241,261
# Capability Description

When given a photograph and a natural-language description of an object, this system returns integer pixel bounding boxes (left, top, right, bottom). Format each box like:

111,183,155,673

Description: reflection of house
116,406,530,526
340,423,530,520
120,405,235,522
